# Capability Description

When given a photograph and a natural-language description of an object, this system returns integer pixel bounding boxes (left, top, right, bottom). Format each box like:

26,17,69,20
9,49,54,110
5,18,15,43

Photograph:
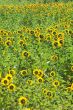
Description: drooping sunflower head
18,96,27,105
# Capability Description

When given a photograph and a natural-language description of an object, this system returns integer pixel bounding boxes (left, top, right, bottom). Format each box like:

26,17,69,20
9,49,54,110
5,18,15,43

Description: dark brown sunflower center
20,41,23,44
6,41,11,46
59,40,63,44
35,71,38,75
7,76,11,80
51,72,54,76
24,52,28,56
47,92,51,96
22,71,26,74
4,80,7,84
38,79,42,82
55,82,58,85
54,42,58,47
21,99,25,104
10,85,14,89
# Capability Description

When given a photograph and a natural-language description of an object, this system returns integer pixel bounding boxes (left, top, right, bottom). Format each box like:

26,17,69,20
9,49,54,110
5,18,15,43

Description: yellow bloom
6,74,12,82
53,80,60,87
1,78,9,86
19,40,24,45
8,84,16,92
20,70,27,76
45,34,52,41
5,40,12,46
18,96,27,105
46,91,53,98
50,71,55,77
42,88,48,94
38,69,44,77
52,41,58,48
37,77,44,83
58,39,64,47
51,54,58,61
26,80,33,85
22,50,30,58
9,69,15,75
33,69,39,76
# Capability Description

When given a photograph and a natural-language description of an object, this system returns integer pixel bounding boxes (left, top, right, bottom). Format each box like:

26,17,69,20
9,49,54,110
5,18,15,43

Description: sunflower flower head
8,83,16,92
18,96,27,105
6,74,13,82
1,78,9,86
53,80,60,87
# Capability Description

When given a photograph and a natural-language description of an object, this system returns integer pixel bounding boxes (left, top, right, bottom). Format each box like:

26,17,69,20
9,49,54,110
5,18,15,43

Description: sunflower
46,28,52,34
19,40,24,45
38,69,44,77
22,50,30,58
33,69,39,77
9,69,15,75
45,34,52,41
34,28,40,37
50,71,55,77
58,39,64,47
20,70,27,76
26,80,33,85
6,74,12,82
53,80,60,87
5,40,12,46
37,77,44,83
71,65,73,72
51,54,58,62
42,88,48,94
1,78,9,86
71,83,73,91
29,30,34,35
46,91,52,98
57,32,64,39
52,41,58,48
18,96,27,105
8,84,16,92
52,29,58,36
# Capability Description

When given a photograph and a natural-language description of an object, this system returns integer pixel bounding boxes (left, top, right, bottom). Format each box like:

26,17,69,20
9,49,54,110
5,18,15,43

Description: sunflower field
0,0,73,110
